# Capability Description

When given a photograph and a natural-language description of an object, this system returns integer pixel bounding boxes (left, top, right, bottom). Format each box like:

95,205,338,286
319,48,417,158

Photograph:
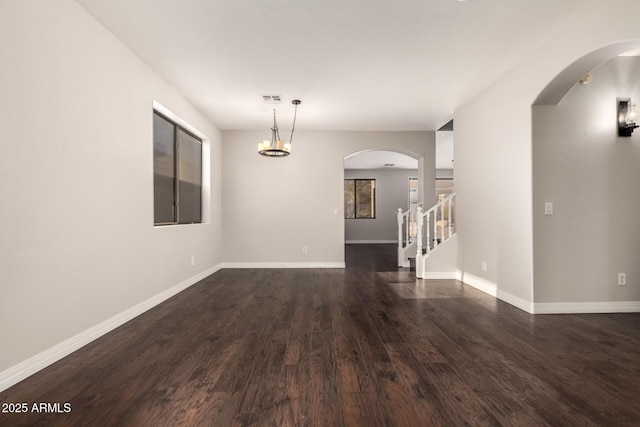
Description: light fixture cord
289,102,298,145
272,109,281,142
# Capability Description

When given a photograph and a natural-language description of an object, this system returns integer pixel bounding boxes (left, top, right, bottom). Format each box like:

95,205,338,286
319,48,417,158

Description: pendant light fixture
258,99,301,157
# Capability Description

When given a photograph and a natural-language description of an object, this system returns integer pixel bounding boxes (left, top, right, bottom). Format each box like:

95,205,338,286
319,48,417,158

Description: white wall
0,0,222,375
454,0,640,312
533,57,640,304
221,131,434,265
344,168,418,243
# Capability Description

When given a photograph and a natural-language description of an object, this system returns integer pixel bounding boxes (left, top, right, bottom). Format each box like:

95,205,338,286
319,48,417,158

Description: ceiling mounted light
618,98,638,137
579,73,592,85
258,100,301,157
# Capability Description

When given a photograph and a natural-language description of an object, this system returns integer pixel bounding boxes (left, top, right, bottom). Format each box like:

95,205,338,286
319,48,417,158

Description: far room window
344,179,376,219
408,177,418,209
153,111,202,225
436,178,454,201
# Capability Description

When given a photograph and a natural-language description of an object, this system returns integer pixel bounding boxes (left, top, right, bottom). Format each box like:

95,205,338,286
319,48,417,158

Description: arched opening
343,148,425,268
343,149,423,242
532,41,640,310
534,42,640,106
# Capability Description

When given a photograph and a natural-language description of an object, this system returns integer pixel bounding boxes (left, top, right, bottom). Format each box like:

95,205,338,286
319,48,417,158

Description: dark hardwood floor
1,244,639,426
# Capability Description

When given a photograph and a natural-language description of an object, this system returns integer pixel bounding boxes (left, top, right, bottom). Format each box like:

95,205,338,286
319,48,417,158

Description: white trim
455,271,639,315
456,270,534,313
423,272,457,280
533,301,640,314
222,262,345,269
456,270,497,296
345,240,397,244
152,100,212,224
0,264,222,393
497,289,534,314
152,100,207,140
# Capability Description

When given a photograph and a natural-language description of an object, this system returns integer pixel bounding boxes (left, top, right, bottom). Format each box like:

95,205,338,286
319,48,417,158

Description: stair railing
415,193,456,275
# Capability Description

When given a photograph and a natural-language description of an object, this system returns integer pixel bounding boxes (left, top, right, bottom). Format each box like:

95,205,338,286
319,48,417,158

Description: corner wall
454,0,640,312
0,0,222,380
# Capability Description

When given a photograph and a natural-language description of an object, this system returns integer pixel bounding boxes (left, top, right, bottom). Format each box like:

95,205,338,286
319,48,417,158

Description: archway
343,149,424,246
532,41,640,311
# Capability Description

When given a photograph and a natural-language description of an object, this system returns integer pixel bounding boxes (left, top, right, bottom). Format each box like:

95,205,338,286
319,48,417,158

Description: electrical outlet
482,261,487,272
302,246,308,254
191,256,195,266
618,273,626,286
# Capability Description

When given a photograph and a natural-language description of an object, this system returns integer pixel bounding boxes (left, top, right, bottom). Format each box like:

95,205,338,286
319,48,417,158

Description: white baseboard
0,264,223,393
456,270,534,313
423,272,458,279
456,270,497,296
497,289,534,314
454,271,640,314
533,301,640,314
222,262,345,269
345,240,397,244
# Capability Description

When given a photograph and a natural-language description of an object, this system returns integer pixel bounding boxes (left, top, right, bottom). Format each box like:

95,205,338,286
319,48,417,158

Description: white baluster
397,208,404,266
405,211,410,243
415,206,424,278
426,210,431,254
448,195,453,237
440,202,445,242
397,208,404,247
416,206,423,257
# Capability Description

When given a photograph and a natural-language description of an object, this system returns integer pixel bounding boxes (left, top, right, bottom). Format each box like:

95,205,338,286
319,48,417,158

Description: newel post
397,208,404,266
416,206,424,278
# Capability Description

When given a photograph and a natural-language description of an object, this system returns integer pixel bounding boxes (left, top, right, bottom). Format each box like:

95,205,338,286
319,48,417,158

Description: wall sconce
618,98,638,137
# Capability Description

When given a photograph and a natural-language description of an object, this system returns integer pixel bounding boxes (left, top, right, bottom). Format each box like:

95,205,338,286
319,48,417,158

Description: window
408,177,418,209
153,111,202,225
436,178,455,227
436,178,454,201
344,179,376,219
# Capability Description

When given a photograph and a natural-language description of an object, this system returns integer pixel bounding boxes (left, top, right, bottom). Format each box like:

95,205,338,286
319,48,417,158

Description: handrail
398,194,456,271
419,193,456,256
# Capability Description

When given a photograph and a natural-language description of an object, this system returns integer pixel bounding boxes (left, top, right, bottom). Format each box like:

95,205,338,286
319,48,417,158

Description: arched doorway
342,149,426,268
532,41,640,311
343,149,423,243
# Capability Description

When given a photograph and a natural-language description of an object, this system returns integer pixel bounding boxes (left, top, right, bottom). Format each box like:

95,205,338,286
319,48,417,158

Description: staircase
397,193,456,278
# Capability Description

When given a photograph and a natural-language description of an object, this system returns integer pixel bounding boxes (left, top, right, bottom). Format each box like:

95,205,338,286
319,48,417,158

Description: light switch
544,202,553,215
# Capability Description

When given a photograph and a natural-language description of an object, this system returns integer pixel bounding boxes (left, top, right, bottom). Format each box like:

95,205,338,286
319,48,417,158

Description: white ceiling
76,0,597,131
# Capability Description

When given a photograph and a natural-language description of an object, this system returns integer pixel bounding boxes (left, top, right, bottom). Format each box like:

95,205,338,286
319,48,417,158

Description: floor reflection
386,279,464,299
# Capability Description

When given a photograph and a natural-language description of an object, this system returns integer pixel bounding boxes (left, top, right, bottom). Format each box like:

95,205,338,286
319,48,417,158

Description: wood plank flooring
1,244,639,426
